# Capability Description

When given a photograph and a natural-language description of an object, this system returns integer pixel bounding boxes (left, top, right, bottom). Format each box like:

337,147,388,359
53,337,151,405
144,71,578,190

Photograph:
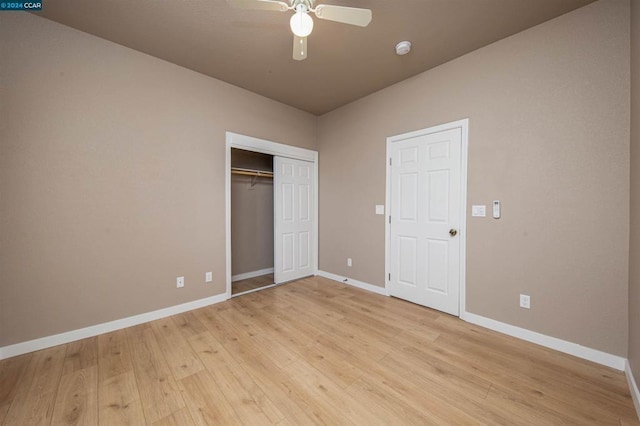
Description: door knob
449,229,458,237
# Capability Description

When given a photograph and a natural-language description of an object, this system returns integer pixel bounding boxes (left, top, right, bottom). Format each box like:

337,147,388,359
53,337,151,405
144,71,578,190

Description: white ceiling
39,0,596,115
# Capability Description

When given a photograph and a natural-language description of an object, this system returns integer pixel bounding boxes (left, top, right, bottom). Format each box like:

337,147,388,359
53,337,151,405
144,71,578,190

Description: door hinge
389,158,392,166
389,215,391,224
388,273,391,281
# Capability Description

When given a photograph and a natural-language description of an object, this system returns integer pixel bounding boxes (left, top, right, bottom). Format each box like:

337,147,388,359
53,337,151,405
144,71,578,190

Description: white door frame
225,132,319,299
384,119,469,317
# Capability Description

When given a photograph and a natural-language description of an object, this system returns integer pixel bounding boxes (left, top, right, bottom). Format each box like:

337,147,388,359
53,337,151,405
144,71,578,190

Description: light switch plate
472,205,486,217
205,272,212,283
375,205,385,215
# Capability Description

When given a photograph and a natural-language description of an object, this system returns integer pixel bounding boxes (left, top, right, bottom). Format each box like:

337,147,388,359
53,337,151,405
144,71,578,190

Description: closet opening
231,148,275,296
225,131,318,299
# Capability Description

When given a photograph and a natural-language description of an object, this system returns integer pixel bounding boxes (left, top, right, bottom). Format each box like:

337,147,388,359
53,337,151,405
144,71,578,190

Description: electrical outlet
519,294,530,309
347,258,352,267
177,276,184,288
205,272,213,283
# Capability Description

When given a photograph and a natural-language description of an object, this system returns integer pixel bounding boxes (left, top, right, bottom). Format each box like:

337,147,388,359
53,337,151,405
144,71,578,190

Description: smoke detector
395,41,412,56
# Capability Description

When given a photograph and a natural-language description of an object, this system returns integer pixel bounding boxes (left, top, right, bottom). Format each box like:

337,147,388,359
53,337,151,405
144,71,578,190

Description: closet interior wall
230,149,275,281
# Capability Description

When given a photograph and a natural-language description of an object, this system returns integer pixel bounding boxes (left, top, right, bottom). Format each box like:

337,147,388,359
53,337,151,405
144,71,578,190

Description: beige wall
0,0,633,363
630,0,640,390
318,0,630,356
231,175,274,276
0,13,316,347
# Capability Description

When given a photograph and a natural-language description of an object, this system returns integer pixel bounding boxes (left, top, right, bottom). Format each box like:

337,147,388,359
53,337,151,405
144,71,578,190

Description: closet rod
231,167,274,178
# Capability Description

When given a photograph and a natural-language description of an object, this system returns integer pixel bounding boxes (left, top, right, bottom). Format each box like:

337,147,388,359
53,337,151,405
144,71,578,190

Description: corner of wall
629,0,640,409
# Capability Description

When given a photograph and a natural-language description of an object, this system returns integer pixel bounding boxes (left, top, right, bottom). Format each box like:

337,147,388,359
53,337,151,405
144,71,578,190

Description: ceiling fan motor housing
291,0,314,9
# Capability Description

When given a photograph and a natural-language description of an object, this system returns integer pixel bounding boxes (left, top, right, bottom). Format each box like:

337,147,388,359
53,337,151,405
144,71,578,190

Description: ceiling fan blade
226,0,289,12
293,35,307,61
313,4,372,27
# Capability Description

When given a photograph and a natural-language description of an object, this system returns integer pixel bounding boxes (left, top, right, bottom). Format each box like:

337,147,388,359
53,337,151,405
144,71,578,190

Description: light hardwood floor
1,276,638,425
232,273,275,295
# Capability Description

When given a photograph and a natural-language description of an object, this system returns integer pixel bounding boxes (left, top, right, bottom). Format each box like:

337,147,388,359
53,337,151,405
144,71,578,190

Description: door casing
385,119,469,317
225,132,318,299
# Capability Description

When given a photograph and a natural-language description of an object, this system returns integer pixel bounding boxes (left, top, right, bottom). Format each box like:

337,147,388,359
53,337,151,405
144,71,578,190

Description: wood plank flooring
232,273,274,295
1,276,638,425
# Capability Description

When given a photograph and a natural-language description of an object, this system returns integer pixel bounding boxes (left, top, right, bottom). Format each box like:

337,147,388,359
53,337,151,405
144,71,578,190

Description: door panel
389,127,462,315
426,239,448,293
275,157,315,284
428,170,449,222
399,173,418,221
282,233,295,273
299,184,310,221
282,184,294,221
299,231,310,268
398,236,417,287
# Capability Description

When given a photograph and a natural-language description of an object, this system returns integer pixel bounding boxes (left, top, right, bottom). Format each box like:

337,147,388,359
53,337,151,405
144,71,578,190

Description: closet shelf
231,167,274,178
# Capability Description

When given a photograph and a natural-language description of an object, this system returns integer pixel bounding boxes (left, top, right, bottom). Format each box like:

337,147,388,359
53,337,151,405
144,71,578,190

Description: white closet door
274,156,315,284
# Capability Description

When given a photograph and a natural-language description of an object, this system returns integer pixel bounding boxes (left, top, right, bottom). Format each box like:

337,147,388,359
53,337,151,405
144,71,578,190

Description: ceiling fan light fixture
290,9,314,37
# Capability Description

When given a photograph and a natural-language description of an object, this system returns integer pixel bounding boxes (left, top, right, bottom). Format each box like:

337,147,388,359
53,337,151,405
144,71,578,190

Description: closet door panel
274,157,315,284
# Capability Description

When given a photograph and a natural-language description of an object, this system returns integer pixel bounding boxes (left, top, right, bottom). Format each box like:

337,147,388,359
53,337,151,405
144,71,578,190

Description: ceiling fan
227,0,372,61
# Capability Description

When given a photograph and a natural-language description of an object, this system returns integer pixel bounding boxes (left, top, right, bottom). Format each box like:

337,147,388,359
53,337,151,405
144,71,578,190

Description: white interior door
274,156,315,284
389,127,462,315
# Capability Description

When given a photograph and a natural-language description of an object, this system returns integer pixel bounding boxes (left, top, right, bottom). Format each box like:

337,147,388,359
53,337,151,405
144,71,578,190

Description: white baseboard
626,360,640,420
316,271,625,372
462,311,626,371
231,283,278,298
232,267,274,282
0,292,228,360
316,270,389,296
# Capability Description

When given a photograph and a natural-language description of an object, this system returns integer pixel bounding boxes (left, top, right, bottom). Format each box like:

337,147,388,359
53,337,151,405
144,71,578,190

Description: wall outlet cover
205,272,213,283
177,276,185,288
